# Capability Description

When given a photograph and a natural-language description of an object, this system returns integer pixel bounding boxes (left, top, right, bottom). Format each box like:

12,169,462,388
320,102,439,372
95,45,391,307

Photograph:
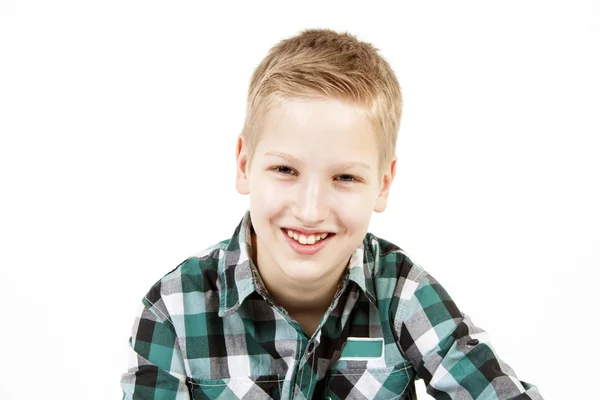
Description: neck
265,271,342,315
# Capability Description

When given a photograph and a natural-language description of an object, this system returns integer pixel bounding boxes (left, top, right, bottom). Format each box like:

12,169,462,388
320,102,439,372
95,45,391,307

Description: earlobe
374,158,396,213
235,135,250,195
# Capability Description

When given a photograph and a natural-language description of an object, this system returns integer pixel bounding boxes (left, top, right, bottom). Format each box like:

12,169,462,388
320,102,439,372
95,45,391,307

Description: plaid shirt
121,211,543,399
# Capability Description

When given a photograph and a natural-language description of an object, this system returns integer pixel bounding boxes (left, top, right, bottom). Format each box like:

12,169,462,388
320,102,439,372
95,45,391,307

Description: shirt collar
218,211,378,317
218,210,259,317
346,237,378,306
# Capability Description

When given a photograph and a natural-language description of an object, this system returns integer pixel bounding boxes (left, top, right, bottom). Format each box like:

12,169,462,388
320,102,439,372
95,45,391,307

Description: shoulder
142,238,230,323
366,233,463,323
366,233,427,282
365,233,430,301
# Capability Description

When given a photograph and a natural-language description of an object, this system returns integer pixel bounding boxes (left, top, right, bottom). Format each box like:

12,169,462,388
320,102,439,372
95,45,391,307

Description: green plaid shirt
121,211,543,399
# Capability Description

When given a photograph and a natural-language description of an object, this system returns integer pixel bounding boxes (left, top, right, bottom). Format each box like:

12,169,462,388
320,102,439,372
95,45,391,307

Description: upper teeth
287,230,328,245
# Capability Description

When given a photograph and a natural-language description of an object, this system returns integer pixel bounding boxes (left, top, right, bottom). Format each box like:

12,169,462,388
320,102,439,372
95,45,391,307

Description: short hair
241,29,402,176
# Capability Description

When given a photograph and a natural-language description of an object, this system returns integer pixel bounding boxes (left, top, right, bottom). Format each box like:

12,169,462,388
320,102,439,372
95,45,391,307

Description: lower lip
281,229,334,256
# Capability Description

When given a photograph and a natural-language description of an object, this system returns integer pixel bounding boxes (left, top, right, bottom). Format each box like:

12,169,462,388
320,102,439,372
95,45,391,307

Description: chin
279,261,338,284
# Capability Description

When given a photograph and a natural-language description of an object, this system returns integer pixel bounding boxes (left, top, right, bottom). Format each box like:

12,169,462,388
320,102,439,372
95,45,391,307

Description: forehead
255,97,379,165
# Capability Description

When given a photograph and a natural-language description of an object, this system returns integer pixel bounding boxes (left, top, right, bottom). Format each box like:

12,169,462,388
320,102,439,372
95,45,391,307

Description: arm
121,300,190,399
393,269,543,399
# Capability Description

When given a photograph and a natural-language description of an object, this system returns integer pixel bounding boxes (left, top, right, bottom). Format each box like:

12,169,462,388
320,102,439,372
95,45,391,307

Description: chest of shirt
174,285,415,399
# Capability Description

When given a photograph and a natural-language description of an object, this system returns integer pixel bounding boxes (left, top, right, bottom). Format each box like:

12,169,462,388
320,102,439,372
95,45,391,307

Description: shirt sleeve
121,299,190,399
393,268,544,399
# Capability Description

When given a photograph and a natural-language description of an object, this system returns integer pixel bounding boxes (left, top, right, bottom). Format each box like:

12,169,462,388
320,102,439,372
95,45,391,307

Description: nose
292,176,329,225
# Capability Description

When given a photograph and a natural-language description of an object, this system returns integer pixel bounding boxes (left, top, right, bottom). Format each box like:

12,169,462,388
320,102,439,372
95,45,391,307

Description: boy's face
235,98,395,286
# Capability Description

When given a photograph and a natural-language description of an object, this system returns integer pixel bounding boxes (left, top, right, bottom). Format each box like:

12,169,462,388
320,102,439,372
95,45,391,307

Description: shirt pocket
323,363,413,400
188,375,285,400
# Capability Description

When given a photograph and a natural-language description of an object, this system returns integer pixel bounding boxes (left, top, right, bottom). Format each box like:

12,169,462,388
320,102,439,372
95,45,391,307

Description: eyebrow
264,151,372,170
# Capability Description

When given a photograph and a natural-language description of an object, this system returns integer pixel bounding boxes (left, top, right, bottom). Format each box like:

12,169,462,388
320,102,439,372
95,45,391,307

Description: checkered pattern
121,211,543,399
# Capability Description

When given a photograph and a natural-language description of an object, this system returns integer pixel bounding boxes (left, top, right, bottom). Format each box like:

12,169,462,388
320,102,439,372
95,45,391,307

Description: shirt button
467,338,479,346
325,397,332,400
307,342,314,353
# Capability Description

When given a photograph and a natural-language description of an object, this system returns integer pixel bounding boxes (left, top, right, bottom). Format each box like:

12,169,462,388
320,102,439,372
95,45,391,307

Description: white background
1,1,598,399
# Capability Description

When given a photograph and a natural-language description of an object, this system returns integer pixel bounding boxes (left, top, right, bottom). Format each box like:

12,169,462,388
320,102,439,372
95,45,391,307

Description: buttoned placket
249,253,366,399
289,278,365,399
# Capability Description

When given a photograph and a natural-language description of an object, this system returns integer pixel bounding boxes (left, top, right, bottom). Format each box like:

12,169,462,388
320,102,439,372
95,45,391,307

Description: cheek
333,192,377,228
331,187,379,210
333,196,373,225
345,211,372,233
249,178,288,212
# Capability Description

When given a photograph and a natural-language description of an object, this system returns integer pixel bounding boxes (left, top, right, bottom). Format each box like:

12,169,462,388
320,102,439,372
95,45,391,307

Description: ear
235,135,250,195
374,158,396,213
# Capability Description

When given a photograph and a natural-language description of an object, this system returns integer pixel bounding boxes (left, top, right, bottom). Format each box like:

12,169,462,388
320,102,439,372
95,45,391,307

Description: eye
335,174,360,183
271,165,297,176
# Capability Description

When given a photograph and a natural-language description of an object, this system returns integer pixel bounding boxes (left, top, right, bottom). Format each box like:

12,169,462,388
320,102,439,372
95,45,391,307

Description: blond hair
241,29,402,175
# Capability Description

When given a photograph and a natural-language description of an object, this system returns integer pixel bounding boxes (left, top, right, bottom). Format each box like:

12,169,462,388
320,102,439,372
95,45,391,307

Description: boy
121,29,543,399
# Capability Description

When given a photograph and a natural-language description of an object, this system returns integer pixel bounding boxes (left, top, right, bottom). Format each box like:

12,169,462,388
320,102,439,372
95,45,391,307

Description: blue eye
273,166,296,175
336,174,359,183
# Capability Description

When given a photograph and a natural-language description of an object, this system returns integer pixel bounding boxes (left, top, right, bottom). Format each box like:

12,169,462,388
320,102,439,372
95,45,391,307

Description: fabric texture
121,211,543,399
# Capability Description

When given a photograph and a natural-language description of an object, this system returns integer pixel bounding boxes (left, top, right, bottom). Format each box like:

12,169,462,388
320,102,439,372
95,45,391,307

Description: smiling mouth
284,229,330,245
280,228,334,255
